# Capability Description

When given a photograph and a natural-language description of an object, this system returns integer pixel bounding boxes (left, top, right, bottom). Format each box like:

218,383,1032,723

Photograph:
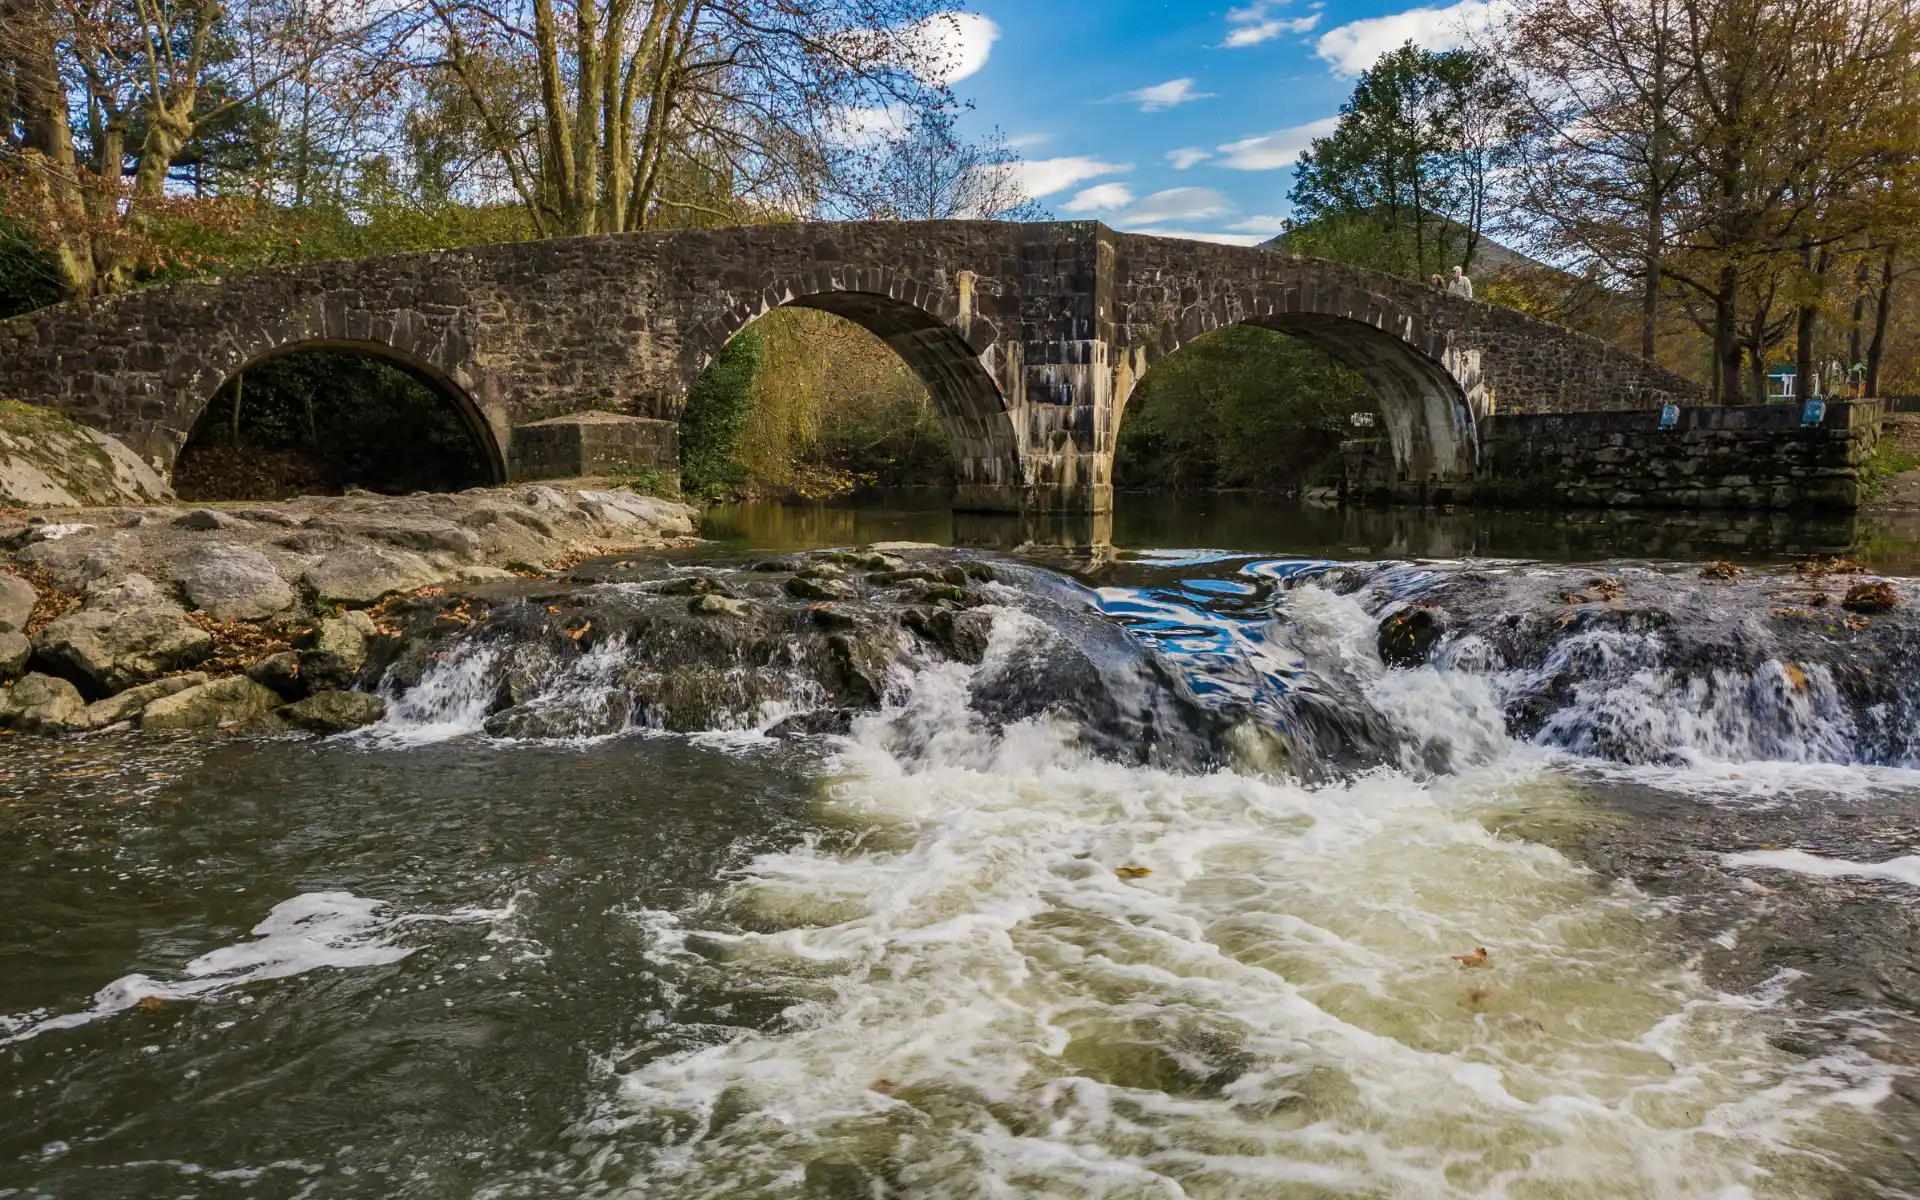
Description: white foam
1724,849,1920,888
0,892,498,1045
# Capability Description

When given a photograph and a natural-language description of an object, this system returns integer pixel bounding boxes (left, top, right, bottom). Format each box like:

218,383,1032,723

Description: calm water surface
3,495,1918,1198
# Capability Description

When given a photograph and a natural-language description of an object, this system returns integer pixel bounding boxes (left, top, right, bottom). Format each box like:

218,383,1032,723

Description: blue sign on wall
1659,404,1680,429
1803,398,1826,426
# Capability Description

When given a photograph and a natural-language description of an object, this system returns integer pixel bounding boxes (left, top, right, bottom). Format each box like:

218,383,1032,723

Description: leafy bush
679,329,764,500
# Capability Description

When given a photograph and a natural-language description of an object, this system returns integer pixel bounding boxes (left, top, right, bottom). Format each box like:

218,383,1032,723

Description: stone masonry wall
1477,401,1883,511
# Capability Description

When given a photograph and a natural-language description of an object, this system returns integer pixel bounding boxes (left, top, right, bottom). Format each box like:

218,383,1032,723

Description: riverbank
0,484,698,736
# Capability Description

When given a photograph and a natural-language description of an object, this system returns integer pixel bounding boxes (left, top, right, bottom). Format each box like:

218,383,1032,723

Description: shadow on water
704,487,1915,567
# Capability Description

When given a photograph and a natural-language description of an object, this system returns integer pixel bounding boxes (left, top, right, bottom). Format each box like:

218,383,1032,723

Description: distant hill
1258,215,1549,279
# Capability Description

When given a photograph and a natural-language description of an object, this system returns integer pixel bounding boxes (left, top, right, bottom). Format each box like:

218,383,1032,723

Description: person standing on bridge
1447,266,1474,300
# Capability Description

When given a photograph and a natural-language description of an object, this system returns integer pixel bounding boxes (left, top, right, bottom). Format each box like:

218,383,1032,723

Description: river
3,493,1918,1198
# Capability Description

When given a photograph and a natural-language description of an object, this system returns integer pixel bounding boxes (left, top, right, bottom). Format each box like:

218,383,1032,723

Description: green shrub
680,330,764,500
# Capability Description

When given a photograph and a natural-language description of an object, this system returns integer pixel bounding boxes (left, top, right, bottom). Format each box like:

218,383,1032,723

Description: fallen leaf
1452,947,1490,968
1785,664,1808,691
870,1079,898,1095
1115,866,1152,879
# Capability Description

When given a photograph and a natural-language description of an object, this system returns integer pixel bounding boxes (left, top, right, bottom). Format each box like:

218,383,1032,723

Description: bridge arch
191,338,509,486
688,271,1022,504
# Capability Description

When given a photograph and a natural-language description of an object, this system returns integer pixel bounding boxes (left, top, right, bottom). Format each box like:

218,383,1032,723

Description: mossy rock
0,400,171,508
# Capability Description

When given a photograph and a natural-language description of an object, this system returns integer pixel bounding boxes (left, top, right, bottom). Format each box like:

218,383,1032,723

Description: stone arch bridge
0,221,1701,512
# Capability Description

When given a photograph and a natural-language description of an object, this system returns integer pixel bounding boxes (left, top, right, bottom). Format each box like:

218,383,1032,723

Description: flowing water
4,496,1920,1198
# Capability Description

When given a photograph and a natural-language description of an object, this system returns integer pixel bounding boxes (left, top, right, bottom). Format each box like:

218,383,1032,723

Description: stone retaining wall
1473,400,1883,511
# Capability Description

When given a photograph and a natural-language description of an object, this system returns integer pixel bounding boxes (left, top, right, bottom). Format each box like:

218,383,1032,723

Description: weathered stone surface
0,672,86,732
303,544,439,606
787,576,855,602
297,610,378,691
139,675,283,731
175,542,295,621
689,593,750,618
32,574,213,694
0,571,35,633
1456,400,1884,513
0,222,1701,515
0,631,28,681
280,689,387,732
509,413,679,483
80,672,209,728
247,651,306,699
0,400,171,508
174,508,244,531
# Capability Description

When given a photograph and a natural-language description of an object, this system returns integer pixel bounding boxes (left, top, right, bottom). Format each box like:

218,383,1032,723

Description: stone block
509,411,680,483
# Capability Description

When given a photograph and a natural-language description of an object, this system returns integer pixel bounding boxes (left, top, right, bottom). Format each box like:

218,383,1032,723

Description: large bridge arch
682,269,1022,508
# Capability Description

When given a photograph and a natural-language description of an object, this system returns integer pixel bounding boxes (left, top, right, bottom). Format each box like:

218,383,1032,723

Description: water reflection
703,488,1914,567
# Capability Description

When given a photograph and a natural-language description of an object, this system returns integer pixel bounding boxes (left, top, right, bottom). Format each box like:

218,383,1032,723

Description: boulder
302,544,441,606
0,400,170,508
280,689,388,733
174,542,295,621
297,610,379,691
0,672,86,732
787,575,856,602
139,675,283,732
688,593,750,618
0,571,36,633
246,651,306,700
0,631,29,681
174,508,244,531
32,574,213,694
1378,605,1445,669
80,672,209,728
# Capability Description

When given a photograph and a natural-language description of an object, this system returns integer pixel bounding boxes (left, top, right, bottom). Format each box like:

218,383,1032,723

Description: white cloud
1118,187,1234,225
1166,147,1213,170
1011,156,1133,198
825,103,911,148
1228,215,1290,234
1314,0,1495,76
1225,20,1285,46
1219,1,1317,47
1005,132,1051,149
1216,116,1339,170
1110,78,1213,112
1064,183,1136,213
1124,229,1273,247
904,12,1000,84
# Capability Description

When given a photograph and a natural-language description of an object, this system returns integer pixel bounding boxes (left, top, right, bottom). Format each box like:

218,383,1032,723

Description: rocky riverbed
0,485,697,736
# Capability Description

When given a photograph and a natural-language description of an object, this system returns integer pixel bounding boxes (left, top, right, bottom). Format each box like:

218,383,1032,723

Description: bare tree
833,108,1047,221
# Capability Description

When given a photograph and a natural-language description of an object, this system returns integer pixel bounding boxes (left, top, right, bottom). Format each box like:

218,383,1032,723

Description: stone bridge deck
0,221,1704,511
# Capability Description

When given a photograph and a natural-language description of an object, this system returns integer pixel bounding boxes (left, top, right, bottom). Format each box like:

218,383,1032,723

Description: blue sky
926,0,1490,244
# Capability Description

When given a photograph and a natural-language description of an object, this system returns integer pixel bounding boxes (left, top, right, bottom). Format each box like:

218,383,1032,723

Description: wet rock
302,544,441,606
0,570,36,633
174,542,295,621
796,563,847,581
80,672,209,728
658,575,734,597
297,610,378,692
281,690,388,733
787,575,855,602
869,568,946,587
689,593,750,618
484,692,633,739
0,632,28,681
247,651,306,700
1843,581,1900,614
0,672,85,732
808,604,861,631
1378,604,1445,668
139,675,284,731
767,708,856,738
750,558,801,573
904,607,994,664
32,574,213,694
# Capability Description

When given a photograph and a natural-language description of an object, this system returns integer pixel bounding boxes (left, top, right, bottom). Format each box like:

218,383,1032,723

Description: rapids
3,508,1918,1197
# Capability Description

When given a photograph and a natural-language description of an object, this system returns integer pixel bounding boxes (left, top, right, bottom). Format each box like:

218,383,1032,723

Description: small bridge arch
684,268,1023,504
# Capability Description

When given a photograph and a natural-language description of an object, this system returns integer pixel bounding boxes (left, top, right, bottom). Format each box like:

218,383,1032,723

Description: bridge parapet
0,221,1705,511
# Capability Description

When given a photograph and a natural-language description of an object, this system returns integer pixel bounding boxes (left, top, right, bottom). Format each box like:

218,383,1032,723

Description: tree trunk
1715,266,1743,404
1850,255,1870,388
8,0,97,297
1868,247,1896,397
